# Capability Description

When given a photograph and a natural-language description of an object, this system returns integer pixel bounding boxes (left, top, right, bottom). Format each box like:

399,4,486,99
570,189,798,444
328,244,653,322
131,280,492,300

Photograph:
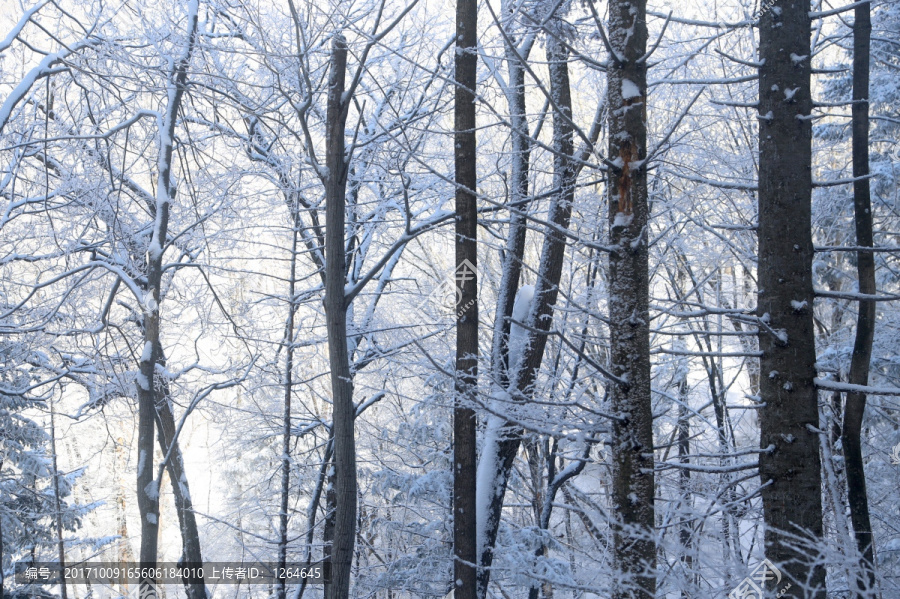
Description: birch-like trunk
757,1,825,595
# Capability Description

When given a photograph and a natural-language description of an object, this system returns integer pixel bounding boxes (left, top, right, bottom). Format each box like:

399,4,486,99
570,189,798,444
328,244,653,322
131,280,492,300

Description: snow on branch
814,289,900,302
661,169,758,190
812,173,877,187
809,1,871,19
814,378,900,396
814,246,900,253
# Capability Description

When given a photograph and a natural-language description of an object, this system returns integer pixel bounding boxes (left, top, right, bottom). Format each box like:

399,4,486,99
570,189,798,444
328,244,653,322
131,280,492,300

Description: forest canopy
0,0,898,598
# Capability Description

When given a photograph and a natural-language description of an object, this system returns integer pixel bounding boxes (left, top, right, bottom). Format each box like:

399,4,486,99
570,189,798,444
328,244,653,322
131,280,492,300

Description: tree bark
677,381,693,599
843,2,877,595
153,385,206,599
135,8,197,598
323,34,354,599
49,396,68,599
606,0,654,595
490,6,532,391
454,0,478,593
277,220,300,599
477,34,576,599
757,1,825,596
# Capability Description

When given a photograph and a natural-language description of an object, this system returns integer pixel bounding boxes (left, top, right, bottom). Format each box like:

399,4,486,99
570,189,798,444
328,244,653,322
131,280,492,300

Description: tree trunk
136,8,197,598
843,2,877,595
757,1,825,596
476,33,576,599
277,220,300,599
478,9,531,594
453,0,479,594
323,34,354,599
153,387,206,599
49,396,68,599
490,6,532,391
607,0,654,595
297,436,333,599
677,381,693,599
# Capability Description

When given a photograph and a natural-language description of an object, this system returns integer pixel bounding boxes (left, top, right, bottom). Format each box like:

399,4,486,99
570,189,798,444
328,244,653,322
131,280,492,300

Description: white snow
790,53,808,64
145,480,159,500
179,480,192,502
136,373,151,391
613,212,634,228
784,87,800,100
621,79,641,100
476,413,503,558
790,300,807,311
143,293,158,314
146,513,157,524
508,285,535,373
814,378,900,396
141,341,153,363
148,239,162,261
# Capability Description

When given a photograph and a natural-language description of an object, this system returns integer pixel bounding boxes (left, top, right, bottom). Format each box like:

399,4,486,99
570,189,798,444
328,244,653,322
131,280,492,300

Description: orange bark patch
618,139,636,216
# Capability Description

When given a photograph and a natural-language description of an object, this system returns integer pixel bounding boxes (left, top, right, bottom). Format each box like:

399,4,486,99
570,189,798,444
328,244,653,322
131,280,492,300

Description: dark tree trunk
49,398,68,599
843,2,877,595
453,0,479,593
137,276,162,599
677,383,693,599
277,221,300,599
297,437,333,599
323,34,354,599
757,1,825,596
606,0,654,595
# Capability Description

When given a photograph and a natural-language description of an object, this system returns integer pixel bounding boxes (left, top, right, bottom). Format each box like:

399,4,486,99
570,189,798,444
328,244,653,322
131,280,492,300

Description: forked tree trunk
756,1,825,596
453,0,478,593
323,34,354,599
843,2,878,595
477,33,577,599
153,381,206,599
490,4,532,391
135,8,197,599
